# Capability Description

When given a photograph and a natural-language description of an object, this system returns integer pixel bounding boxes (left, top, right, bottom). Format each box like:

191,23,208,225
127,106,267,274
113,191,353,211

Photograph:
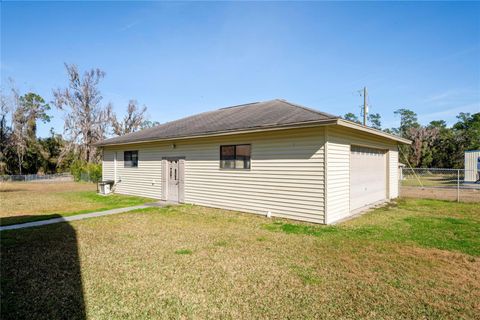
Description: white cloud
119,21,140,32
420,103,480,123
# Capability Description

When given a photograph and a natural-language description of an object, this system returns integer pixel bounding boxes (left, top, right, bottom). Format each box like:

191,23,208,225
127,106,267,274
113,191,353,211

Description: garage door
350,146,387,211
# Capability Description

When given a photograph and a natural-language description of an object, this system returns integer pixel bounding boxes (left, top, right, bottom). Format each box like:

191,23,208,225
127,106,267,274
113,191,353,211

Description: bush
70,160,85,182
69,160,102,183
87,163,102,183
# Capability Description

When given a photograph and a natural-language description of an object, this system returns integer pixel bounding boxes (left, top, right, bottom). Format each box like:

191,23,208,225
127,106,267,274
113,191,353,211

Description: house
96,99,411,224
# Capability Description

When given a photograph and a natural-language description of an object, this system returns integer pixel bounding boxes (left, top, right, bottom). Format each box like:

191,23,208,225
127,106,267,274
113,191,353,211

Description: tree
53,64,111,163
392,108,421,165
0,94,11,174
394,108,420,137
10,90,28,174
428,120,447,129
37,128,69,174
17,93,51,141
141,120,160,129
453,112,480,150
343,112,361,124
451,112,480,167
110,100,147,136
10,93,52,174
368,113,382,130
407,126,440,167
344,112,382,129
427,120,456,168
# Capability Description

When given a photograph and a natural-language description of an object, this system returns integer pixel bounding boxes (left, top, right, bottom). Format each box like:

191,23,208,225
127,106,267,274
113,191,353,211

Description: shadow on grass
0,214,68,227
0,215,85,320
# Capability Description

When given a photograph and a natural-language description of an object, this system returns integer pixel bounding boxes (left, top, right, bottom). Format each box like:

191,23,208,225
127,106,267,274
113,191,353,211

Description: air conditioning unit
98,180,115,195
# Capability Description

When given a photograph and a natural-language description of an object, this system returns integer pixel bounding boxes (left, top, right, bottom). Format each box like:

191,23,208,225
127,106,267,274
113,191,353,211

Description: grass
263,199,480,256
1,199,479,319
401,175,458,187
0,182,155,226
175,249,193,255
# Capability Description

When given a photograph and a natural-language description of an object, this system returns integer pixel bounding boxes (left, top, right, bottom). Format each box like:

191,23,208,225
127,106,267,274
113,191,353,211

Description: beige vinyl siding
388,150,399,198
324,127,351,224
102,127,326,223
325,126,399,224
102,150,115,180
116,149,163,199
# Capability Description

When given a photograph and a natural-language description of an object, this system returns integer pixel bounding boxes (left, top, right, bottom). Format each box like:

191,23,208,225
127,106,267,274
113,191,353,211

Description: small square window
220,144,251,169
124,151,138,168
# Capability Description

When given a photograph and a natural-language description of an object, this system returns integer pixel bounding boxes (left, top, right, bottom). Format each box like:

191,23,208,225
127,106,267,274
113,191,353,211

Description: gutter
335,119,412,144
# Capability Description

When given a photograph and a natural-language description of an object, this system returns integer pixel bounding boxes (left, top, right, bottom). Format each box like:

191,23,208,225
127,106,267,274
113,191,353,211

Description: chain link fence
400,168,480,202
0,173,73,183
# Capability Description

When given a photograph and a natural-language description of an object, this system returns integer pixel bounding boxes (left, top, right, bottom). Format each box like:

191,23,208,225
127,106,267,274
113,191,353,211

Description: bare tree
53,64,111,163
11,89,27,174
407,126,439,167
0,91,13,174
110,100,147,136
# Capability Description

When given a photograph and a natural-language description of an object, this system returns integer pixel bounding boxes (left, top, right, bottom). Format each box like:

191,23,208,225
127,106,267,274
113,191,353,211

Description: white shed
97,99,411,224
465,150,480,183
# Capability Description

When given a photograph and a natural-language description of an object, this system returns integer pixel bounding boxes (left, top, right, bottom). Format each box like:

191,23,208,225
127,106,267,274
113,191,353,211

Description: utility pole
363,86,368,126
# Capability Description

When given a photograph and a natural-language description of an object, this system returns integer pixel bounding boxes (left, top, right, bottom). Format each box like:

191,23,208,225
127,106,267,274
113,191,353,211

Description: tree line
344,109,480,168
1,63,478,176
0,64,158,176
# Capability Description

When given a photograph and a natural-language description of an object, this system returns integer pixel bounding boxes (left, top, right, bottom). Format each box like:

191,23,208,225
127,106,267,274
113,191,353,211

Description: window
124,151,138,168
220,144,251,169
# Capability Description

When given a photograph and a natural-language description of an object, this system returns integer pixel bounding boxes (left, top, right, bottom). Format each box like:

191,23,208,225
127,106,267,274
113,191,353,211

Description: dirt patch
401,186,480,202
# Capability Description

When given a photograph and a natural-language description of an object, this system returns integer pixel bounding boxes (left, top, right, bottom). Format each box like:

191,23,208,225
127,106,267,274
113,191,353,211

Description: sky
1,1,479,138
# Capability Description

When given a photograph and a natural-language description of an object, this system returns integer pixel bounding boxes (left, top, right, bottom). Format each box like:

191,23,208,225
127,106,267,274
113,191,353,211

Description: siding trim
161,159,167,201
114,152,117,182
324,126,329,224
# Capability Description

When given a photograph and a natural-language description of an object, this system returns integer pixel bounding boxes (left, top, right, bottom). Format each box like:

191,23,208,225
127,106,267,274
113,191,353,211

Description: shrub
86,163,102,183
70,160,85,182
69,160,102,183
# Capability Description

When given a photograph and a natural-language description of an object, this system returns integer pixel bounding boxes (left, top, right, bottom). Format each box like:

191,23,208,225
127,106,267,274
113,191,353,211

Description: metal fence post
457,169,460,202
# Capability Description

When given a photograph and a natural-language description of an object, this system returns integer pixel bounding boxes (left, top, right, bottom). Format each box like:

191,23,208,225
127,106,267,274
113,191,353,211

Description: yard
1,197,479,319
0,182,154,226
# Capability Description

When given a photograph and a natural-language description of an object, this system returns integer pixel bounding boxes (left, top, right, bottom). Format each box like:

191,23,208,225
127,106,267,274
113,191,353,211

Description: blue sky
1,1,479,137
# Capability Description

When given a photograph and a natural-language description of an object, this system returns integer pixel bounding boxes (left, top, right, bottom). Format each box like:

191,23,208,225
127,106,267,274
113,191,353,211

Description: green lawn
1,199,479,319
0,182,155,226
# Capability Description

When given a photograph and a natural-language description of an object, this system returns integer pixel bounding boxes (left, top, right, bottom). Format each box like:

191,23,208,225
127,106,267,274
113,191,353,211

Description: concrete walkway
0,203,166,231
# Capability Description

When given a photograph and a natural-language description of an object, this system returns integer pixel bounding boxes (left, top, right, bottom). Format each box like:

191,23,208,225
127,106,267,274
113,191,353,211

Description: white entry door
350,146,387,211
168,159,179,202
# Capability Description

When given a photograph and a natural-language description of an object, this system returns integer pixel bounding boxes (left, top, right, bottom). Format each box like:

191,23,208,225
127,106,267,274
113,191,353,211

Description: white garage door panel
350,146,387,211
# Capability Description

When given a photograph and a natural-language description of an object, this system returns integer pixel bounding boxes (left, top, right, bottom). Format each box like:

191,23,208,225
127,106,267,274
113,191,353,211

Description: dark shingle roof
96,99,339,146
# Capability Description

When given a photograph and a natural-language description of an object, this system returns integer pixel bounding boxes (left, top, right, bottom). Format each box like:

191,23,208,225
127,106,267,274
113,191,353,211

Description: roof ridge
219,101,262,110
277,99,339,119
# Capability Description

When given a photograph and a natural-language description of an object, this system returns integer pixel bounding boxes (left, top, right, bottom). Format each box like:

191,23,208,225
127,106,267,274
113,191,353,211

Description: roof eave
335,119,412,144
